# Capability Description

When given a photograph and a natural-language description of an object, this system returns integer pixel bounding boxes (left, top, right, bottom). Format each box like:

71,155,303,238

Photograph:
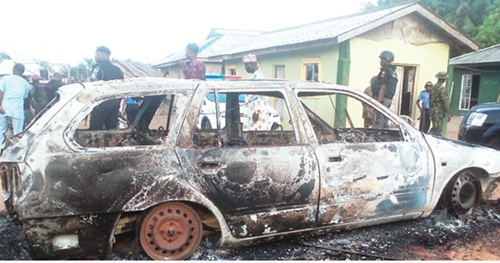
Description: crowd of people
365,50,451,136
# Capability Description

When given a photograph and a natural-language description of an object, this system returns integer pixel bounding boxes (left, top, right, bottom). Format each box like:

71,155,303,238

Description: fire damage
2,79,500,260
2,199,500,260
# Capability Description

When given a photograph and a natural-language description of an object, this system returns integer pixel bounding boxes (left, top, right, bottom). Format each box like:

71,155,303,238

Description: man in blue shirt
0,63,31,146
416,81,432,133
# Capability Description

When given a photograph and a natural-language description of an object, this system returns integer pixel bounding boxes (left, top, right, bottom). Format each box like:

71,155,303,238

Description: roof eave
336,4,479,52
214,37,339,61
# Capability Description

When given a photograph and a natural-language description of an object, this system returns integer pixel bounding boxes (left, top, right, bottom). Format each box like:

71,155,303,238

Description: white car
1,78,500,260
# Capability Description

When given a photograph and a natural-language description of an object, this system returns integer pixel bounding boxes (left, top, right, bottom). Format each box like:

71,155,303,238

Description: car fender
422,134,500,206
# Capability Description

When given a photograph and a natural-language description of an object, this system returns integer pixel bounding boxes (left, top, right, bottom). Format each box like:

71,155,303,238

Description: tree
362,0,492,38
0,51,11,63
475,0,500,47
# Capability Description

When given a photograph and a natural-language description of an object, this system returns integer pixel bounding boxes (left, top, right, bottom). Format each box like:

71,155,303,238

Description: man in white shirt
242,54,264,79
0,63,31,146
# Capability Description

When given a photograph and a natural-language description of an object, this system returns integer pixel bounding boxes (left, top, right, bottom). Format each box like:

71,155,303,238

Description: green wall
450,67,500,116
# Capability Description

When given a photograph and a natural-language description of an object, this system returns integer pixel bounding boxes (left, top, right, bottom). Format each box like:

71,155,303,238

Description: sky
0,0,376,67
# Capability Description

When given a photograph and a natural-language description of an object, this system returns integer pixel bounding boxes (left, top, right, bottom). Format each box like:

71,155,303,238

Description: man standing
0,63,31,146
429,71,452,136
362,76,377,128
88,46,124,130
180,43,206,80
371,50,398,128
44,73,63,102
416,81,433,133
242,54,264,79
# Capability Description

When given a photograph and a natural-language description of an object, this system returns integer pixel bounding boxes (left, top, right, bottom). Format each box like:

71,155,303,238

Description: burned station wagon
2,78,500,260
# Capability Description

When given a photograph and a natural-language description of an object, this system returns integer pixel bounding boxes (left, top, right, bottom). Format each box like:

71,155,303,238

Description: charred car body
1,78,500,260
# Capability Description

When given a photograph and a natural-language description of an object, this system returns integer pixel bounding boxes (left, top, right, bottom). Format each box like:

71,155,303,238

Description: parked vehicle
458,102,500,150
2,78,500,260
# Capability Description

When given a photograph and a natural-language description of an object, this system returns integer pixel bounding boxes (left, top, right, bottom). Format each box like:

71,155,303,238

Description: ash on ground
2,200,500,260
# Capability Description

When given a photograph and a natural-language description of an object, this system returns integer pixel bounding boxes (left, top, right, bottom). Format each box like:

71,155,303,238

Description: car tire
442,170,481,216
201,118,212,130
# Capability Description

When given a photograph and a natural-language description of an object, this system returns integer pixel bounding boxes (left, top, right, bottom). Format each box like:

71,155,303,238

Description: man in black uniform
88,46,124,130
371,50,398,128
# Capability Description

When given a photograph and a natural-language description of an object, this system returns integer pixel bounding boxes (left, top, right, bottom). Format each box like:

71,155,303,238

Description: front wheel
442,171,481,216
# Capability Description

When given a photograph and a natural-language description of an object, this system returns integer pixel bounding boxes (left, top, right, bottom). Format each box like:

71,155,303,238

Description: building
153,28,262,78
155,1,477,130
449,43,500,116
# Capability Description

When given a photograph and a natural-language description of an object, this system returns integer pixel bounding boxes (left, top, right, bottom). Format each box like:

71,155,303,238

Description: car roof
64,77,359,102
470,102,500,113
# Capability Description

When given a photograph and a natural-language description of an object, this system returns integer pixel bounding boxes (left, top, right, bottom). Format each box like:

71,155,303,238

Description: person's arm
441,89,451,122
377,84,386,103
0,79,5,114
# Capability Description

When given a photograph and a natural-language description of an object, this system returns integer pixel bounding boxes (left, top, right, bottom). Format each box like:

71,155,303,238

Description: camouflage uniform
429,83,448,136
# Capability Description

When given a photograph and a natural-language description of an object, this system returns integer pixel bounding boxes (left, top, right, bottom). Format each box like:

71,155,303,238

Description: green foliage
475,0,500,47
0,51,11,62
362,0,492,38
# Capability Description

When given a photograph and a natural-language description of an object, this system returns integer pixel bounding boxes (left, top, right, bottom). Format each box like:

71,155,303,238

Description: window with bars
459,74,472,110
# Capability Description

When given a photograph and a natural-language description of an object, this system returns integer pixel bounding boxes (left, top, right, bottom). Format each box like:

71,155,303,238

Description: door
176,88,320,238
297,91,434,227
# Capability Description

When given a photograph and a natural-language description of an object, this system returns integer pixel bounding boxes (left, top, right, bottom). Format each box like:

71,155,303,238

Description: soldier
429,71,451,136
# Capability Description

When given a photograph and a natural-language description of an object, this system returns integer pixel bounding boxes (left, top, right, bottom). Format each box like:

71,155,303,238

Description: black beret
96,46,111,55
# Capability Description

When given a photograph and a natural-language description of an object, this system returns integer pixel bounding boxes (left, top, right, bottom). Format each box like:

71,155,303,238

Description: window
301,58,321,82
305,64,318,81
194,91,295,148
298,92,402,144
226,65,237,76
274,65,285,79
73,94,181,148
460,74,481,110
460,74,472,110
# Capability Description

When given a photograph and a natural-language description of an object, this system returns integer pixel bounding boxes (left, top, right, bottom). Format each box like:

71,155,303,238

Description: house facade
212,2,477,129
449,44,500,116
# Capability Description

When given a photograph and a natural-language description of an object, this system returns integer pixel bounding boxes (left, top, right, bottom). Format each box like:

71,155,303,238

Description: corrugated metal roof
153,28,263,67
216,3,414,56
112,59,162,78
449,43,500,66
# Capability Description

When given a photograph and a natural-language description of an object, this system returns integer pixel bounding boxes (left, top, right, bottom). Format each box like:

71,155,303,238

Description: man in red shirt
180,43,206,80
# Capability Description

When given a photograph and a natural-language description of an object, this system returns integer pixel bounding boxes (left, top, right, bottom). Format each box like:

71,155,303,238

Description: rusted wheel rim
140,202,203,260
451,172,478,215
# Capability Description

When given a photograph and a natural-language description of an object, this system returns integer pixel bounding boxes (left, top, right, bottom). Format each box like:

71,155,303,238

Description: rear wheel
444,171,480,216
139,202,203,260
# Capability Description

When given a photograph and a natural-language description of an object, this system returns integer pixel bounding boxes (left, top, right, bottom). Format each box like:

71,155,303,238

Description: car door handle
198,161,221,169
328,156,343,162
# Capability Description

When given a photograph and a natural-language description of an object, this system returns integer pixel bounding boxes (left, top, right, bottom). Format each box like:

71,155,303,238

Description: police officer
416,81,433,133
371,50,398,128
429,71,451,136
88,46,124,130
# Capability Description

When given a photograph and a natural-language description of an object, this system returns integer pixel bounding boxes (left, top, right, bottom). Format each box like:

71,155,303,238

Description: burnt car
2,78,500,260
458,102,500,150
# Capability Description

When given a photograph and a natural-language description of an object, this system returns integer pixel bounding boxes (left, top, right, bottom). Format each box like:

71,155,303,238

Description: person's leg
103,99,121,130
423,109,431,133
381,98,392,128
11,116,25,136
429,114,443,136
0,115,9,146
89,107,107,130
126,104,139,124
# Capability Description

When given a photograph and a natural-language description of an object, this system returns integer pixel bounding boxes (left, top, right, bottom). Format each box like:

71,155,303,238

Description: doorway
390,66,416,117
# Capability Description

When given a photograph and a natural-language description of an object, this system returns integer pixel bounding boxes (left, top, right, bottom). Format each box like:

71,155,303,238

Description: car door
296,90,434,227
176,87,320,238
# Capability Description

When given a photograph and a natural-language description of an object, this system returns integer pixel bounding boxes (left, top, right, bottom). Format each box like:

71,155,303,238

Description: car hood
424,134,500,176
